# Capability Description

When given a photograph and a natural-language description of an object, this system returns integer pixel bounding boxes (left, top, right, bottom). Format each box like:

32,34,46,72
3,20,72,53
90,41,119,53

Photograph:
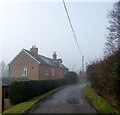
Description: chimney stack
53,52,57,60
30,45,38,54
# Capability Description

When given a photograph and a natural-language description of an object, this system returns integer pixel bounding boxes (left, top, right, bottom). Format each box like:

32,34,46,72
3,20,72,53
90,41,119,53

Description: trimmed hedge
9,79,67,105
64,71,78,84
2,87,62,115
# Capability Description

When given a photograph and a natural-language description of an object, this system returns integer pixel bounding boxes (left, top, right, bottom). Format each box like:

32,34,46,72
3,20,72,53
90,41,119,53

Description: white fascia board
8,49,24,66
24,50,41,64
9,49,41,66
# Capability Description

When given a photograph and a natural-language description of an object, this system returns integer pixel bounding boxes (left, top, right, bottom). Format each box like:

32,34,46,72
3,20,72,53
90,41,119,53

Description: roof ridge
23,49,68,69
39,54,53,61
25,49,52,60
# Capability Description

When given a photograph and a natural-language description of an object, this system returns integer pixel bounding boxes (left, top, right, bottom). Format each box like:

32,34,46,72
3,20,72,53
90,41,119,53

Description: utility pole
82,56,84,72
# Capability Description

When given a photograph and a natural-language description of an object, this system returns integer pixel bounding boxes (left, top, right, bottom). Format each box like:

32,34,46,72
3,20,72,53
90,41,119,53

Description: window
45,70,48,76
59,62,62,67
52,69,54,76
22,67,27,76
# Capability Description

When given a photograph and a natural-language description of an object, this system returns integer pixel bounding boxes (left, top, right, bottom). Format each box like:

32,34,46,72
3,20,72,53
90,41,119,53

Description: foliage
105,1,120,54
0,61,9,77
87,51,120,109
2,87,62,115
64,71,78,84
9,79,67,105
84,85,119,113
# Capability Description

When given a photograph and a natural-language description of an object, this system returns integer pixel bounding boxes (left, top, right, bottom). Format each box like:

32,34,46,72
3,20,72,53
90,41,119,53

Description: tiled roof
0,77,29,86
25,50,68,69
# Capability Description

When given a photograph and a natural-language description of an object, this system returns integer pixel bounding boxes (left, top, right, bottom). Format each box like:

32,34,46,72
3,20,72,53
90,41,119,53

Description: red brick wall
4,99,11,111
39,64,67,80
9,51,40,80
9,50,68,80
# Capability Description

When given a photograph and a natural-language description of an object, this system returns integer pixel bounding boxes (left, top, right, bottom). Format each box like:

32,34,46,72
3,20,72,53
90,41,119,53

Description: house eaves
8,49,41,66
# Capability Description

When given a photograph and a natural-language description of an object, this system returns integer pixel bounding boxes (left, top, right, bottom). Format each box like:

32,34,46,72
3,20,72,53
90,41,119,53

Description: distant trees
105,1,120,54
0,61,9,77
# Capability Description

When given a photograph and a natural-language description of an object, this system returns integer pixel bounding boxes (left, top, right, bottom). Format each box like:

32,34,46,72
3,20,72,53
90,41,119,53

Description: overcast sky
0,0,115,72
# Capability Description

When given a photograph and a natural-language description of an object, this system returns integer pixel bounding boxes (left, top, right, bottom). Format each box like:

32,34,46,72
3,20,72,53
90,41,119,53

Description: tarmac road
28,83,96,113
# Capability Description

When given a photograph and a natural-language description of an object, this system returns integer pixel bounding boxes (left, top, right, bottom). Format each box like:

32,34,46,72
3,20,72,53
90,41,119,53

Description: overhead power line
63,0,83,57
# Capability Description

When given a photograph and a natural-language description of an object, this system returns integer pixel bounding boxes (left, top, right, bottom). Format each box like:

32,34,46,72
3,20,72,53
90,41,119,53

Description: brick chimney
53,52,57,60
30,45,38,54
52,52,63,66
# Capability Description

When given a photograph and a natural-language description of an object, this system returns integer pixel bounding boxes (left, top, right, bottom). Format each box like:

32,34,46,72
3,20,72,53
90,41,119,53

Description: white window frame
52,69,54,76
45,70,48,76
22,67,27,76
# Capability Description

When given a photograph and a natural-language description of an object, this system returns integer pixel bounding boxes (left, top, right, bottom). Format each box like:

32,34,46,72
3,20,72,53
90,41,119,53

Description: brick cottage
0,45,68,113
9,45,68,79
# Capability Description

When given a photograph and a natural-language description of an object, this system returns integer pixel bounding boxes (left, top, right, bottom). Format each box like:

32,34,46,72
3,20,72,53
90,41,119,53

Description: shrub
64,71,78,84
84,85,119,113
9,79,67,105
9,81,33,105
87,51,120,109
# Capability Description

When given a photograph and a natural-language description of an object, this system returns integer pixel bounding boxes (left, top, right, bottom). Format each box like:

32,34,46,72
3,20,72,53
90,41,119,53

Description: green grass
2,87,63,115
84,85,119,114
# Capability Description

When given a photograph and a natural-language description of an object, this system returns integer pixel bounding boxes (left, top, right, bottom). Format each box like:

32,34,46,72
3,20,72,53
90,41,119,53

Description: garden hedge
9,79,67,105
64,71,78,84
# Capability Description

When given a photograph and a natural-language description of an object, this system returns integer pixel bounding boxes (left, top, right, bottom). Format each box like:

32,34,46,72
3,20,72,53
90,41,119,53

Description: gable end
9,49,41,66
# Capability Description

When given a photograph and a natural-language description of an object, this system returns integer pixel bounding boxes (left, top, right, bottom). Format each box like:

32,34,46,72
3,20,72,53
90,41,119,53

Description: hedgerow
64,71,78,84
84,85,119,113
9,79,67,105
87,51,120,110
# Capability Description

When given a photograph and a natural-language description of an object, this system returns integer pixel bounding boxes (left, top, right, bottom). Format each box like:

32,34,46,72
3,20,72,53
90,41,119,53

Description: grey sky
0,1,114,72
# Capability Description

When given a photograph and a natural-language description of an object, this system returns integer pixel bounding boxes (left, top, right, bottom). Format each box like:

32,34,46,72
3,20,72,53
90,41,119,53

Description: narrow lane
28,83,96,113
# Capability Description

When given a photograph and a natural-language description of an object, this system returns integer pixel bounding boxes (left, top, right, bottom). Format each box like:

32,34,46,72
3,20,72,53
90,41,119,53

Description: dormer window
22,67,27,76
59,62,62,67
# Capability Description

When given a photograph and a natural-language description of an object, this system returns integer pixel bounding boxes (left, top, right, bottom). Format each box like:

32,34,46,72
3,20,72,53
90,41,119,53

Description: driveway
28,83,96,113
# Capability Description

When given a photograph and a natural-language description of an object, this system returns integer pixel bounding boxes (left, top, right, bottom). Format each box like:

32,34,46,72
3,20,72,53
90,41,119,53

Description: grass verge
2,86,64,115
84,85,119,114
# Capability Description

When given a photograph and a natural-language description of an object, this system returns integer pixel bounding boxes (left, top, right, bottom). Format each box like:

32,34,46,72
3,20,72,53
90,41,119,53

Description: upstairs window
52,69,54,76
45,70,48,76
22,67,27,76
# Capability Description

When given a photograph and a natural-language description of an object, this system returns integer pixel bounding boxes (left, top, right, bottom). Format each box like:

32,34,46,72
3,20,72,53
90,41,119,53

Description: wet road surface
28,83,96,113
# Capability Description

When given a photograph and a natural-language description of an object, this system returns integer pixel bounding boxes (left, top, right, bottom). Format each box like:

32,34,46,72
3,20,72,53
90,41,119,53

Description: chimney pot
53,52,57,60
30,45,38,54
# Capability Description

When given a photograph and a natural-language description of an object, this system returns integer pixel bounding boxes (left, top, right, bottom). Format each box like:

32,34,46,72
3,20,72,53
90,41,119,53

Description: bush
9,79,67,105
64,71,78,84
84,85,119,113
87,51,120,109
2,88,61,115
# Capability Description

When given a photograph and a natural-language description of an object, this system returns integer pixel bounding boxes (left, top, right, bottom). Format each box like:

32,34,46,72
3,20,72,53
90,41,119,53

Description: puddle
66,95,79,104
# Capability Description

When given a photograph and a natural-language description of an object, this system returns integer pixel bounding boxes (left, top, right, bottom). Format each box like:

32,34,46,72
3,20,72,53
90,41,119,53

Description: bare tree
0,61,9,77
106,1,120,54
